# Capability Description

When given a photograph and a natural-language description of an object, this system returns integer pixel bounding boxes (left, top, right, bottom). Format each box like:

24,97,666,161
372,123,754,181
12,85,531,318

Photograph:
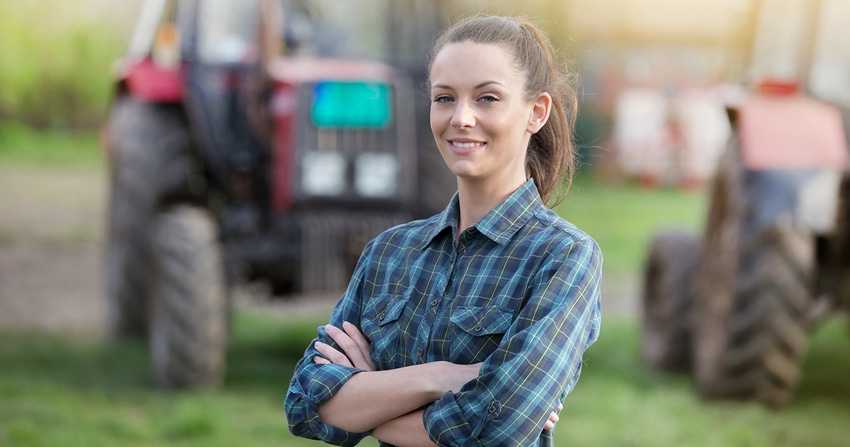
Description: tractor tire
693,142,814,408
105,97,191,339
642,230,699,372
149,205,228,389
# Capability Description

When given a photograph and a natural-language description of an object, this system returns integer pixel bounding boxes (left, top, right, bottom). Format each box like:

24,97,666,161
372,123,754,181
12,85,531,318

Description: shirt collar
421,179,543,248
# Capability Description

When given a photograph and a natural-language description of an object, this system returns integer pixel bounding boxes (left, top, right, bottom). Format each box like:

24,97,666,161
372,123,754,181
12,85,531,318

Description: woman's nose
450,101,475,129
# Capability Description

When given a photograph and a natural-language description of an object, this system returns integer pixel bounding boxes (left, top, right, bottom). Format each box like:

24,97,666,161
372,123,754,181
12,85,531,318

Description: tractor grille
296,82,399,155
292,80,416,203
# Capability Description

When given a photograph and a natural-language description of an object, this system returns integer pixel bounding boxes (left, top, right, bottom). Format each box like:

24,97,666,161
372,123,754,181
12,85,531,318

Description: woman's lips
448,140,485,155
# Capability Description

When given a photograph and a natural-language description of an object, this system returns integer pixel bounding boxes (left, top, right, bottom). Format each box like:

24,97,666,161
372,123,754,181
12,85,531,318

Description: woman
285,15,602,447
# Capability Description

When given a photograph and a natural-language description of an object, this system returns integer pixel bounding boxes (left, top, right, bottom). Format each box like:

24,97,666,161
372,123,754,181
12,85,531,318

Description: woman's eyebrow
474,80,505,90
431,80,506,90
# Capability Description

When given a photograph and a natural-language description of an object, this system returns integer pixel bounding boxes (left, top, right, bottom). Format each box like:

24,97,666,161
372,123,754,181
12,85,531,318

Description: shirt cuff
423,392,500,447
286,363,370,445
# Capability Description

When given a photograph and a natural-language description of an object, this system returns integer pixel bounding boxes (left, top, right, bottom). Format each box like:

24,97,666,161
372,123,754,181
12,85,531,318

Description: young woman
285,15,602,447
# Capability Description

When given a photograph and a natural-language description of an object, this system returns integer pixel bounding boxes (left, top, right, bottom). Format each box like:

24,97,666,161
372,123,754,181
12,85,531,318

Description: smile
452,141,484,149
449,140,486,154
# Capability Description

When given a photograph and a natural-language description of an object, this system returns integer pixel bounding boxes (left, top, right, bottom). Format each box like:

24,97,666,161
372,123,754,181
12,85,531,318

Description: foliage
0,1,139,129
2,309,849,447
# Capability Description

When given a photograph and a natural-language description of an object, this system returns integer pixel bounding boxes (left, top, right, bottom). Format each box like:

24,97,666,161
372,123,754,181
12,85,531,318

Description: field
2,128,850,447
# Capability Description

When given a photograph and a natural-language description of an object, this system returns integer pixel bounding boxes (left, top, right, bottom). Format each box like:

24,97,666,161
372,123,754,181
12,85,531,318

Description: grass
0,123,104,168
2,309,849,447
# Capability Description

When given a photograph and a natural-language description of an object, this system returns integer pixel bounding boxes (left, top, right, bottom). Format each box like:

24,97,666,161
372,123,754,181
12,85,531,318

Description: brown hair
428,16,578,205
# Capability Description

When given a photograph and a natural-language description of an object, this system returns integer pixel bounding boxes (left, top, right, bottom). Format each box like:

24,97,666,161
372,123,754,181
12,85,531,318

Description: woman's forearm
314,322,482,434
371,410,437,447
316,362,445,433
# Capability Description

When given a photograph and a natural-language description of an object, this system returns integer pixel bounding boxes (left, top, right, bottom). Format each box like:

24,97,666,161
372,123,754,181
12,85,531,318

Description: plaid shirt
285,179,602,446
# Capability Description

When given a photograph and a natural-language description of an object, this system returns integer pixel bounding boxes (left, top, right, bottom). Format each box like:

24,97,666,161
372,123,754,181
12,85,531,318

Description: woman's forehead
430,42,521,87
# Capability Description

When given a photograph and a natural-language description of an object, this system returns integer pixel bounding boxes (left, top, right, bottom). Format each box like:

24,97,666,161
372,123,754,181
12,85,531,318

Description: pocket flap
450,306,512,335
364,293,409,327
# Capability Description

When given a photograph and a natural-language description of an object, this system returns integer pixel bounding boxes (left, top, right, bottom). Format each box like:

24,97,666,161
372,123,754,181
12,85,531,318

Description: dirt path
0,165,109,333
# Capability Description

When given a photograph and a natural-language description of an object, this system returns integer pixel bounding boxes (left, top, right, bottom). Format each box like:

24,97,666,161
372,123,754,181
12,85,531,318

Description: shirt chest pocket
449,306,512,363
362,293,409,365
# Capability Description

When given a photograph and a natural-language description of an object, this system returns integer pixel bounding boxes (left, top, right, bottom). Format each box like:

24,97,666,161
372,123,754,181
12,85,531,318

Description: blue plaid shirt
285,179,602,446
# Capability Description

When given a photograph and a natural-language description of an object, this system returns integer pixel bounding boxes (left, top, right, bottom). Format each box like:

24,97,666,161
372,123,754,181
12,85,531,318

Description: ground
0,164,110,333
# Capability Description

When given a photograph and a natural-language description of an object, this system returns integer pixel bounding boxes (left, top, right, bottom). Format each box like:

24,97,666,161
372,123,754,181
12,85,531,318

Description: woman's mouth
449,140,485,154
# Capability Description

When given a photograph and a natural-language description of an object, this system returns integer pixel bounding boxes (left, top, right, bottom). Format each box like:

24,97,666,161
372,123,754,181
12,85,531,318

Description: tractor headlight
797,169,841,234
301,151,346,196
355,153,399,198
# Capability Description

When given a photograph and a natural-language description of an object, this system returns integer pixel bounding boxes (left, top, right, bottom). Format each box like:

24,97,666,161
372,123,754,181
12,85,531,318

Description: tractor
641,0,850,408
101,0,451,389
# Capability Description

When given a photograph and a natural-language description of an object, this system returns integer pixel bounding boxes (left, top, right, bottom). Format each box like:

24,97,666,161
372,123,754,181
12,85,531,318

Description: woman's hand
313,322,376,371
543,403,563,431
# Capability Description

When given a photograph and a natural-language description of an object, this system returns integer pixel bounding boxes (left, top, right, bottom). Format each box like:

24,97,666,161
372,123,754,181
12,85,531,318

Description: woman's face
429,42,549,187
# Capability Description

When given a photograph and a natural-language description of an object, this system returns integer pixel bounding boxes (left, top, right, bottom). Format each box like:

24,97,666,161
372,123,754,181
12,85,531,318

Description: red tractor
642,0,850,408
101,0,450,389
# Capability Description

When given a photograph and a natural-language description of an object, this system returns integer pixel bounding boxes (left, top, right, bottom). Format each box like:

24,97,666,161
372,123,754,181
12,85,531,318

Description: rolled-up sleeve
284,243,374,446
285,358,367,445
423,236,602,446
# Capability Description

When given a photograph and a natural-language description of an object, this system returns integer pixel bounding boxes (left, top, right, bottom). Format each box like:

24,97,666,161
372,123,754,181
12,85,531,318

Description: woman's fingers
543,411,559,430
544,403,562,430
321,324,375,371
314,341,353,367
342,321,375,370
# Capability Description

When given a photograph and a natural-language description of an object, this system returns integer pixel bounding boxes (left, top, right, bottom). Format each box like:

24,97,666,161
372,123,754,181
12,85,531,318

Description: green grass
2,309,849,447
0,123,103,168
0,310,325,447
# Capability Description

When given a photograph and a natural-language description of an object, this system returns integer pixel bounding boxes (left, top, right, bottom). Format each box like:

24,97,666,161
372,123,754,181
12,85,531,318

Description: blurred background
1,0,849,446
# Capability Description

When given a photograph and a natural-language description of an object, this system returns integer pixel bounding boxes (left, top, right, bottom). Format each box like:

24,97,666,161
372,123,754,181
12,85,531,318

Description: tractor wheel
149,205,228,389
642,230,700,372
693,142,814,408
105,97,191,339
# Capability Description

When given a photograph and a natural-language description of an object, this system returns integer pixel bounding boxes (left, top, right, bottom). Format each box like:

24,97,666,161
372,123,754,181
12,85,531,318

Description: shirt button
474,324,483,332
430,298,438,307
417,348,424,357
378,312,385,321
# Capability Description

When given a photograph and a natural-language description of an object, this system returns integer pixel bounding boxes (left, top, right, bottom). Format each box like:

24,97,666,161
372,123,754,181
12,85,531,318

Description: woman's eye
433,96,453,104
479,95,498,103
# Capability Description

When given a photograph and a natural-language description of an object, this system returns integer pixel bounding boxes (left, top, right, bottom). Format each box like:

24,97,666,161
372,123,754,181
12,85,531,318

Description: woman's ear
527,92,552,134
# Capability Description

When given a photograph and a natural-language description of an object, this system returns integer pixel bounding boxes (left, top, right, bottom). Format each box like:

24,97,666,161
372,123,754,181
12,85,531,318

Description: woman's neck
456,176,526,234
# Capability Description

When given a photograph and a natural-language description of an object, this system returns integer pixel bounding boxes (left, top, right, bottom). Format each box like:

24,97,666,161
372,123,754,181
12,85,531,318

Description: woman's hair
428,16,578,205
